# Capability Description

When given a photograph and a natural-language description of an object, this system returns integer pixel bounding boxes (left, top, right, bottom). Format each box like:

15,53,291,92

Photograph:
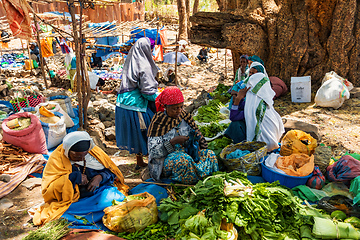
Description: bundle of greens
207,137,233,156
22,218,71,240
193,99,226,123
199,123,230,138
209,83,232,104
158,171,321,240
116,222,176,240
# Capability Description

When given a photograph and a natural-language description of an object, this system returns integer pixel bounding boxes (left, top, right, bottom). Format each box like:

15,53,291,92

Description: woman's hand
234,87,250,105
170,136,189,146
230,90,238,98
80,174,89,185
87,175,103,192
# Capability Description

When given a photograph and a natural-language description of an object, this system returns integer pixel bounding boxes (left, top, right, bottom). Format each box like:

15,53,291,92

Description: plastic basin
261,162,313,188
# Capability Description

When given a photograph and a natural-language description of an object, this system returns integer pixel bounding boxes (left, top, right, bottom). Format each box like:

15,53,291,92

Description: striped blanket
0,154,46,199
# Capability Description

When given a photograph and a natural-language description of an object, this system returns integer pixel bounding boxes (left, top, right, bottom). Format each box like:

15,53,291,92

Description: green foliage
209,83,231,104
207,137,232,156
158,171,321,239
199,123,229,138
116,221,176,240
22,218,71,240
193,99,226,123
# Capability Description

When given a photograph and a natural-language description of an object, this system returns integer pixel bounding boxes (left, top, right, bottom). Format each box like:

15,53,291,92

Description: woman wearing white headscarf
243,62,284,151
116,37,159,169
33,131,128,225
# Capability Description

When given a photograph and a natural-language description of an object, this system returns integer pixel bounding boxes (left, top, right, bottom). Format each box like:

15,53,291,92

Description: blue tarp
94,26,165,58
62,185,126,230
163,52,190,64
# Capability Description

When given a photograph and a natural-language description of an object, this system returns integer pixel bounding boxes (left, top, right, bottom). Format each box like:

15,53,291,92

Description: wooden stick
32,11,48,89
174,34,179,86
224,49,227,78
143,181,194,187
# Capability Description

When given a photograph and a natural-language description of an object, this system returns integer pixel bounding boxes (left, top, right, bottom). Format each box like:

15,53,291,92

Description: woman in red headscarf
147,87,219,184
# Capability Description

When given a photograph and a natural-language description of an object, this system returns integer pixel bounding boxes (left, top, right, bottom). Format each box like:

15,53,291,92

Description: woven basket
220,141,267,176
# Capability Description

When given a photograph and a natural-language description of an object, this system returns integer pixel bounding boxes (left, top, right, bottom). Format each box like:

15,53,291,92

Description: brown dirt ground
1,31,359,240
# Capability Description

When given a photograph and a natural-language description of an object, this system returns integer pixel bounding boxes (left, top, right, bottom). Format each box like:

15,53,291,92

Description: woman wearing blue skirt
115,37,158,169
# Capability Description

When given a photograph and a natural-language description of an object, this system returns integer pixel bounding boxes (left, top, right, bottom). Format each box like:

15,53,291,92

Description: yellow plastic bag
280,130,317,156
102,192,158,233
275,153,314,177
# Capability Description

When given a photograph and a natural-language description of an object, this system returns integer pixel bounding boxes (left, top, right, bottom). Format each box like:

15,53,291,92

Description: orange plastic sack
280,130,317,156
275,153,314,177
102,192,158,233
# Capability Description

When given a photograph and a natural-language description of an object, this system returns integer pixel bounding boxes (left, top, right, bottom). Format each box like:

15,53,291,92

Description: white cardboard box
291,76,311,103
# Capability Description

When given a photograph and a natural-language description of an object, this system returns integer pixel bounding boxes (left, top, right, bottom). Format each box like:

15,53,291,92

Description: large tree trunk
190,0,360,86
177,0,188,40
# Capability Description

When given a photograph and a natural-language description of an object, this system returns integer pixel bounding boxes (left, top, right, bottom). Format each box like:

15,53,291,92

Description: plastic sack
350,176,360,205
37,111,66,149
315,71,351,109
280,130,317,156
49,95,75,118
36,102,74,128
327,155,360,185
321,71,354,91
306,166,325,190
102,192,158,233
317,195,360,218
275,153,314,177
2,112,47,154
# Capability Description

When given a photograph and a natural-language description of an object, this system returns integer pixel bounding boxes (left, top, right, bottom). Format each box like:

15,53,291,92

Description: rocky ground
0,30,359,240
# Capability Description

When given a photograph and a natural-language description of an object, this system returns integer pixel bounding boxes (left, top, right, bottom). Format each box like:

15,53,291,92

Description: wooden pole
224,49,227,78
174,34,179,86
68,0,83,129
20,40,25,55
217,48,218,59
33,14,48,89
26,40,34,75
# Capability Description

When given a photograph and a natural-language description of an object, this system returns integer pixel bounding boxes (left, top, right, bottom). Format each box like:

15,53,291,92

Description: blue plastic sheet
129,179,170,205
62,185,125,230
163,52,190,64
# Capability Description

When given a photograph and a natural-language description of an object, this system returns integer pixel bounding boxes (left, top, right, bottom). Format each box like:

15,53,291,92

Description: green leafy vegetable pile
22,218,71,240
207,137,232,156
115,222,175,240
209,83,231,104
158,171,320,240
193,99,226,123
199,123,230,138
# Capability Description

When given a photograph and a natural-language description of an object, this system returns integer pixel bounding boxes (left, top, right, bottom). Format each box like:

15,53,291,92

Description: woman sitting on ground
147,87,219,184
244,62,284,151
33,131,128,225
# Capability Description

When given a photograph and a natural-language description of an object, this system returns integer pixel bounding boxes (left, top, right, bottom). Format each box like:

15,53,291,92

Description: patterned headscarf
252,65,265,74
155,86,184,112
249,55,264,66
240,55,249,61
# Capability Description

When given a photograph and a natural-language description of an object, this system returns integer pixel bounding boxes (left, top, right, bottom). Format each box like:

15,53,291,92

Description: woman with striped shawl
147,87,219,184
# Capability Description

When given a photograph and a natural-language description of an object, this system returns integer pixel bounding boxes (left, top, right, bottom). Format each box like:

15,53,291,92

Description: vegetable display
199,123,229,138
209,83,232,104
207,137,233,156
158,171,318,240
193,99,227,123
22,218,71,240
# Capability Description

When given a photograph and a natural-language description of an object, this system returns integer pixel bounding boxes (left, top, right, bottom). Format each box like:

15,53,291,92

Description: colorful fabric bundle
307,166,326,190
327,155,360,185
2,0,32,39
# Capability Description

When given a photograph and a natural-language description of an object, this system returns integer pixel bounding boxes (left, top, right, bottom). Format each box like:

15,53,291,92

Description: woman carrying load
147,87,219,184
115,37,158,169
